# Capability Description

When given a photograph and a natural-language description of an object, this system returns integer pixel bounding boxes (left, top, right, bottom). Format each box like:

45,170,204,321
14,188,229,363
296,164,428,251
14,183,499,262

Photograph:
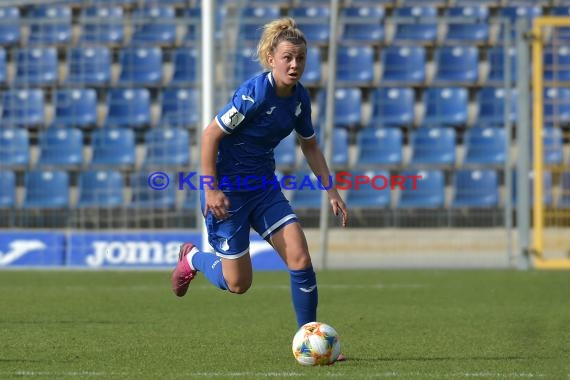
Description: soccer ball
292,322,341,366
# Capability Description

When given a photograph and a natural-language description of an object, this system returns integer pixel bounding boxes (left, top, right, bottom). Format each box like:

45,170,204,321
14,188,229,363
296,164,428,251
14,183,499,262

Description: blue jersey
215,72,315,191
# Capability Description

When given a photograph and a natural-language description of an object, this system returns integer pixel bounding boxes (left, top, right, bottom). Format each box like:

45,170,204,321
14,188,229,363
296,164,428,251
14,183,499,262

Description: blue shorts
200,187,298,259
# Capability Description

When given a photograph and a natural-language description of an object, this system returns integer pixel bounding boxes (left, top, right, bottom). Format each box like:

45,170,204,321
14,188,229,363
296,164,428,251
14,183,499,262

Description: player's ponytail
257,17,307,71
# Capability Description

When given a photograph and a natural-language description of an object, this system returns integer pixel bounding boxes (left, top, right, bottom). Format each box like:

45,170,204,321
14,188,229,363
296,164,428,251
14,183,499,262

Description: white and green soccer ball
292,322,341,366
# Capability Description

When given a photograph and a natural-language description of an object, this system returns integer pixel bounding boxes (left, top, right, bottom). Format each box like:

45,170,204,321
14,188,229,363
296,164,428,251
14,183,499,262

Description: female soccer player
172,17,348,340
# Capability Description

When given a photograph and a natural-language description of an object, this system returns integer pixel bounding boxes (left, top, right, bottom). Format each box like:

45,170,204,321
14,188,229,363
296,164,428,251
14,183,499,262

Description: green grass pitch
0,269,568,379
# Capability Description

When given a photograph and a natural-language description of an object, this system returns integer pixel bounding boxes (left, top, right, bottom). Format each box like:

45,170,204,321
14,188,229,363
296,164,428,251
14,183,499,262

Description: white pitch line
2,371,550,379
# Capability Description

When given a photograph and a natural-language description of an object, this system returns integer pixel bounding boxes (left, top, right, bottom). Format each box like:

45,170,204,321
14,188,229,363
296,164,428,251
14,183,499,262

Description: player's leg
269,222,318,328
250,188,317,327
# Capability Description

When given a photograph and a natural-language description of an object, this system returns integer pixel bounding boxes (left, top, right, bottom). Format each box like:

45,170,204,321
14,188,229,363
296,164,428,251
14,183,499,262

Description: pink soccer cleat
336,353,346,362
171,243,197,297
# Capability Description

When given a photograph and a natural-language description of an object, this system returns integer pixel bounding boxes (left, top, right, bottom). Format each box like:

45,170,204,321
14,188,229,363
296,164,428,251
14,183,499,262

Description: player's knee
226,279,252,294
287,253,312,271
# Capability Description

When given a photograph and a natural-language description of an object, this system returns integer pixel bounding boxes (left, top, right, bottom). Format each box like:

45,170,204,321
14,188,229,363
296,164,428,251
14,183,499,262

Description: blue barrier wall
0,232,286,271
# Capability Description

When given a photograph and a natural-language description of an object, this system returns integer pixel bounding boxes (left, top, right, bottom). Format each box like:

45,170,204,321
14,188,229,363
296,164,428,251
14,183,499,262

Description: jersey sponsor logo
220,106,245,129
0,240,47,266
266,106,276,115
295,102,302,117
241,94,255,103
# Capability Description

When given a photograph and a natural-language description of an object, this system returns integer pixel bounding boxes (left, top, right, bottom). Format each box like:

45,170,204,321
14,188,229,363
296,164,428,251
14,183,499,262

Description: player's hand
329,196,348,227
204,189,231,220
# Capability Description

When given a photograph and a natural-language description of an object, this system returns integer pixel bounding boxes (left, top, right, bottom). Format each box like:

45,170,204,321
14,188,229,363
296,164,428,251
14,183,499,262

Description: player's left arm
300,137,348,227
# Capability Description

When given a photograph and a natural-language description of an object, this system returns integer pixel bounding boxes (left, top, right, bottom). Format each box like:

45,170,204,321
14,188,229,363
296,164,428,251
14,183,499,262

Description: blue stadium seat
66,47,112,86
487,46,517,86
455,0,497,4
52,89,98,129
1,89,45,128
170,48,198,86
399,0,446,4
23,170,69,208
422,87,469,127
91,128,135,168
317,88,363,129
90,0,136,5
183,7,227,44
274,132,297,170
0,7,21,46
289,6,330,45
13,47,58,87
234,47,264,85
543,46,570,82
355,127,403,167
238,6,281,44
541,127,564,165
410,127,456,166
140,0,186,4
37,128,84,169
0,128,29,168
303,47,322,86
463,126,506,166
0,171,16,208
105,88,152,129
476,87,517,126
182,184,199,211
451,169,499,208
380,46,426,85
77,170,124,208
544,87,570,126
392,6,438,44
117,47,163,86
160,88,200,128
143,127,190,168
339,6,385,45
559,171,570,208
496,6,542,41
27,5,72,45
315,127,349,168
336,45,375,86
346,169,391,209
512,170,553,206
131,6,176,46
289,170,325,210
432,46,479,85
351,0,392,4
79,6,124,45
397,169,445,208
443,6,490,44
551,6,570,16
505,0,548,4
0,49,6,85
497,6,542,25
130,171,176,209
369,87,415,128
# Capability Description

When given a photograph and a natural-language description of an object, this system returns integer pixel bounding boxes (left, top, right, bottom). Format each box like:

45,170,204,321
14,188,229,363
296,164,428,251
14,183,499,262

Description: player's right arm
201,119,230,220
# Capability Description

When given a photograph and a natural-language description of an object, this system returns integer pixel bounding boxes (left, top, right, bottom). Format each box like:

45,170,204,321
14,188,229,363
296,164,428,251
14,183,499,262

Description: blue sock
191,251,228,290
289,266,318,328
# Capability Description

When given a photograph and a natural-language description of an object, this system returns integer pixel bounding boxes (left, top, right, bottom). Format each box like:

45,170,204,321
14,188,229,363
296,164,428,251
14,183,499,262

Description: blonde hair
256,17,307,71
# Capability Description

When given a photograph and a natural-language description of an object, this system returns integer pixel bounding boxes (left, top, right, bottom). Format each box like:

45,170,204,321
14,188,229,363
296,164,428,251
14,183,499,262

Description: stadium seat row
1,168,569,209
3,4,569,47
1,126,566,170
0,88,199,129
1,44,569,89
